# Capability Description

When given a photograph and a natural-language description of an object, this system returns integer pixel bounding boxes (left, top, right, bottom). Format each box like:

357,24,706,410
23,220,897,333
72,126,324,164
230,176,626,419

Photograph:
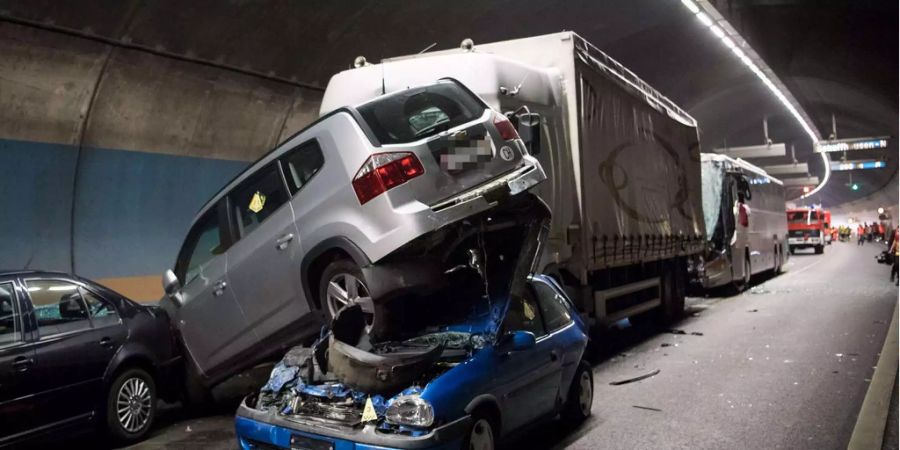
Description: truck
787,207,827,254
693,154,788,291
320,32,706,328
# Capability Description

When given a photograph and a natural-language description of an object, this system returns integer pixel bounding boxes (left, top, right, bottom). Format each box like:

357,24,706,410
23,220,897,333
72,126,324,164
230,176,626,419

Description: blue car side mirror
500,330,536,352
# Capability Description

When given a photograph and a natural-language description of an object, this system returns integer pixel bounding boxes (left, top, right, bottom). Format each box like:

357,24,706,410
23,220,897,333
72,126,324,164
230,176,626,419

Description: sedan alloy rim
117,377,152,433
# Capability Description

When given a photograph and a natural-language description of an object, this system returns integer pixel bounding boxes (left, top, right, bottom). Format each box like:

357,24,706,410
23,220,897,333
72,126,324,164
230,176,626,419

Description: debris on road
747,309,759,313
667,329,687,335
610,369,661,386
690,331,704,336
633,405,662,412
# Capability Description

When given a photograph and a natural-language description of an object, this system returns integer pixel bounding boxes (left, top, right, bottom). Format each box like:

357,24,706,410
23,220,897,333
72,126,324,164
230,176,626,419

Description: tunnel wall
0,22,323,301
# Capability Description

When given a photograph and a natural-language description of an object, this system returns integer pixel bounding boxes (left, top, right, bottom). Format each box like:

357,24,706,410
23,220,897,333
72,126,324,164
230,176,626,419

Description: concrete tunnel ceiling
0,0,895,205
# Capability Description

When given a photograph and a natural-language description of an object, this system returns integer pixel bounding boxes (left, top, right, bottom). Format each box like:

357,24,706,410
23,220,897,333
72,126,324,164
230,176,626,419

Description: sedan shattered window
357,81,485,145
26,280,91,337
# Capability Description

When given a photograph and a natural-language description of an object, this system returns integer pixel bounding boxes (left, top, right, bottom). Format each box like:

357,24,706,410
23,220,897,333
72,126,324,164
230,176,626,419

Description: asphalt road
117,240,897,450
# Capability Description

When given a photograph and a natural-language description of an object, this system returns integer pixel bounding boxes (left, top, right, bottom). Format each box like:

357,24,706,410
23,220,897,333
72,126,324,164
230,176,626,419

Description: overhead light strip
679,0,829,199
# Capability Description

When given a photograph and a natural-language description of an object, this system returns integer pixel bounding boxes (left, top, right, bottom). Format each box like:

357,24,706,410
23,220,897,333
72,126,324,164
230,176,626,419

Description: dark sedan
0,271,181,446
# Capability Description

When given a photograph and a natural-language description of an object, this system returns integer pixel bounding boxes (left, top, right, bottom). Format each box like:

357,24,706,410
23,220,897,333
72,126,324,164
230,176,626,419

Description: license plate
291,435,333,450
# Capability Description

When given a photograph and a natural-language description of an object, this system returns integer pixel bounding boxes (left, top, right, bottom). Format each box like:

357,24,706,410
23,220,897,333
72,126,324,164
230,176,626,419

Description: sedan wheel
468,418,495,450
106,368,156,443
117,377,152,433
326,272,374,332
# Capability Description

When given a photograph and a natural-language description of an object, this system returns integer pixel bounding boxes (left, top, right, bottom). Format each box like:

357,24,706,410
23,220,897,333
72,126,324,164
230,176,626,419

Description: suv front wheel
319,259,375,333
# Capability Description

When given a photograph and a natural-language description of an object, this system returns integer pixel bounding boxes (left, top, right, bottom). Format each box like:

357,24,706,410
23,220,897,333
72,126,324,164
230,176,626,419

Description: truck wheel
562,361,593,423
106,368,156,444
815,245,824,254
319,259,374,333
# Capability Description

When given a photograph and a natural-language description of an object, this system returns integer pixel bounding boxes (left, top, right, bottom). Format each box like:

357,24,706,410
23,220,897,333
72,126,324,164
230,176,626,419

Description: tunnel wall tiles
0,138,247,301
0,139,78,273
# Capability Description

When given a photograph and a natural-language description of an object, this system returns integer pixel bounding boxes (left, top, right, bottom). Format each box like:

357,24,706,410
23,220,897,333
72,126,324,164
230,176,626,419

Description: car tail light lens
493,113,519,141
352,152,425,204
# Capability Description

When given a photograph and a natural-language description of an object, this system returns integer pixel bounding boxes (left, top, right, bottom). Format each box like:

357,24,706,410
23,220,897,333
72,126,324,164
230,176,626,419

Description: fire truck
786,208,826,254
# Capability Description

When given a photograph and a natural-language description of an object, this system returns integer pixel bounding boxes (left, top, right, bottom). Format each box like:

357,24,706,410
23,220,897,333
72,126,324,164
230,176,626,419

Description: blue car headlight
385,394,434,427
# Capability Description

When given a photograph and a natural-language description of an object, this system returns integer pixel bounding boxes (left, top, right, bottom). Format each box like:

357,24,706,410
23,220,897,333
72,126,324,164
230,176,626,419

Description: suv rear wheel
319,259,374,333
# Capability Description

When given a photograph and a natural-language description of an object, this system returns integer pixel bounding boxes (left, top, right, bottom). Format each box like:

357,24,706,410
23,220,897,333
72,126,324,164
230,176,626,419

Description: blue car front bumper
235,401,468,450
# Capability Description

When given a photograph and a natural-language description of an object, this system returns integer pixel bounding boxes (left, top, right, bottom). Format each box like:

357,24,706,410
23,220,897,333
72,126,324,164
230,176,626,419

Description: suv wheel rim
326,273,374,332
469,418,494,450
117,377,151,433
578,370,593,416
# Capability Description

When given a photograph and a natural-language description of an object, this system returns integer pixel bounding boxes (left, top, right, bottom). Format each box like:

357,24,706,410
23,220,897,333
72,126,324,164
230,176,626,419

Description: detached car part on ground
235,195,594,450
159,78,546,393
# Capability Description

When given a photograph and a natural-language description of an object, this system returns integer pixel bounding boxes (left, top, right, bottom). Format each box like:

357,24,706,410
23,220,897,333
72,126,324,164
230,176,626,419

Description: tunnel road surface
118,241,897,450
519,241,898,450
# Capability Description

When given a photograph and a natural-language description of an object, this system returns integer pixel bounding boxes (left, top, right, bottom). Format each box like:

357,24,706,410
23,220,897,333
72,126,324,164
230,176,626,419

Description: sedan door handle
213,280,227,296
275,233,295,250
99,337,113,348
12,357,33,372
550,350,559,362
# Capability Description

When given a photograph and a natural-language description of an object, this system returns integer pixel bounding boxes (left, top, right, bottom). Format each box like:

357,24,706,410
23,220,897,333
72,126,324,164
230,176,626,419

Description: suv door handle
12,356,33,372
275,233,294,250
213,280,227,296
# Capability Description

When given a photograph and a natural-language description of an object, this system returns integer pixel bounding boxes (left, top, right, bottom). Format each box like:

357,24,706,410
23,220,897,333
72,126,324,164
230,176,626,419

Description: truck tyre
562,361,593,423
319,258,375,333
814,245,824,254
106,367,156,444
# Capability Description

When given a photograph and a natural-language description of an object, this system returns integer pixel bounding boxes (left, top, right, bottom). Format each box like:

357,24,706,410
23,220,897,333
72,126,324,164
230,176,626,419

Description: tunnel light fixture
679,0,829,199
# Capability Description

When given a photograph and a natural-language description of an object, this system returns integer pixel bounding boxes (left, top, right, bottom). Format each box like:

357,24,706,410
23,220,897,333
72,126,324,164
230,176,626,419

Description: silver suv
160,79,545,387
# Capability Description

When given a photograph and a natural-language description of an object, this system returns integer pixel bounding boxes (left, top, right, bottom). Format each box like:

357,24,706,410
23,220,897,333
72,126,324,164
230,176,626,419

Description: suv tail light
352,152,425,204
493,113,520,141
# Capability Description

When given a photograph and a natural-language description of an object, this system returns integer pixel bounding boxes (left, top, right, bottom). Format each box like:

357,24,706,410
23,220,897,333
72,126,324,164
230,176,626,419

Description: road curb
847,299,899,450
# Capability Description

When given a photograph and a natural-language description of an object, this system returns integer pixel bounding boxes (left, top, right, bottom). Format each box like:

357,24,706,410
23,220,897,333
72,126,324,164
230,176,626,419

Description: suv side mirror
499,330,536,352
517,113,542,155
162,270,183,306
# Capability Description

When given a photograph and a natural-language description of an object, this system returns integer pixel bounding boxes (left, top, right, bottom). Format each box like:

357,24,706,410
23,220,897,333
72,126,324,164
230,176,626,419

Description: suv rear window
356,81,485,145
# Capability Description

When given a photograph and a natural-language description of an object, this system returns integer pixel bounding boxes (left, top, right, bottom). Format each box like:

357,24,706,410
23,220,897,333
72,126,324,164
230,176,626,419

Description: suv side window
0,282,20,346
502,287,546,338
532,280,572,333
25,279,91,337
80,287,120,328
176,207,226,285
281,140,325,194
230,163,291,238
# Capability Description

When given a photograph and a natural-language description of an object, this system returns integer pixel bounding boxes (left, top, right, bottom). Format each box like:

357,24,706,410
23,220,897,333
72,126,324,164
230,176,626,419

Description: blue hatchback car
235,272,592,450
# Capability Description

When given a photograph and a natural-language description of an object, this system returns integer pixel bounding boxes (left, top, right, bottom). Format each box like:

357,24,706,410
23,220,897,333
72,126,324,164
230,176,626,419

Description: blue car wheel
464,414,496,450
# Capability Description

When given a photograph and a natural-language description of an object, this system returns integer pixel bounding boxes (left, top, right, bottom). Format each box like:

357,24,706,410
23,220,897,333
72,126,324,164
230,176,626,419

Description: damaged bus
692,154,789,292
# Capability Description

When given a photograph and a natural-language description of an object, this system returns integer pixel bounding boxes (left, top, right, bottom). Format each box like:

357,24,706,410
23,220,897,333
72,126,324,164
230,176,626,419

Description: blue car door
493,284,561,433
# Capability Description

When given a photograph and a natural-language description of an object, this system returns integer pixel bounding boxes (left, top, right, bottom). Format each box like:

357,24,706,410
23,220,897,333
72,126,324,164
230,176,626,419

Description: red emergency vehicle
787,208,826,254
